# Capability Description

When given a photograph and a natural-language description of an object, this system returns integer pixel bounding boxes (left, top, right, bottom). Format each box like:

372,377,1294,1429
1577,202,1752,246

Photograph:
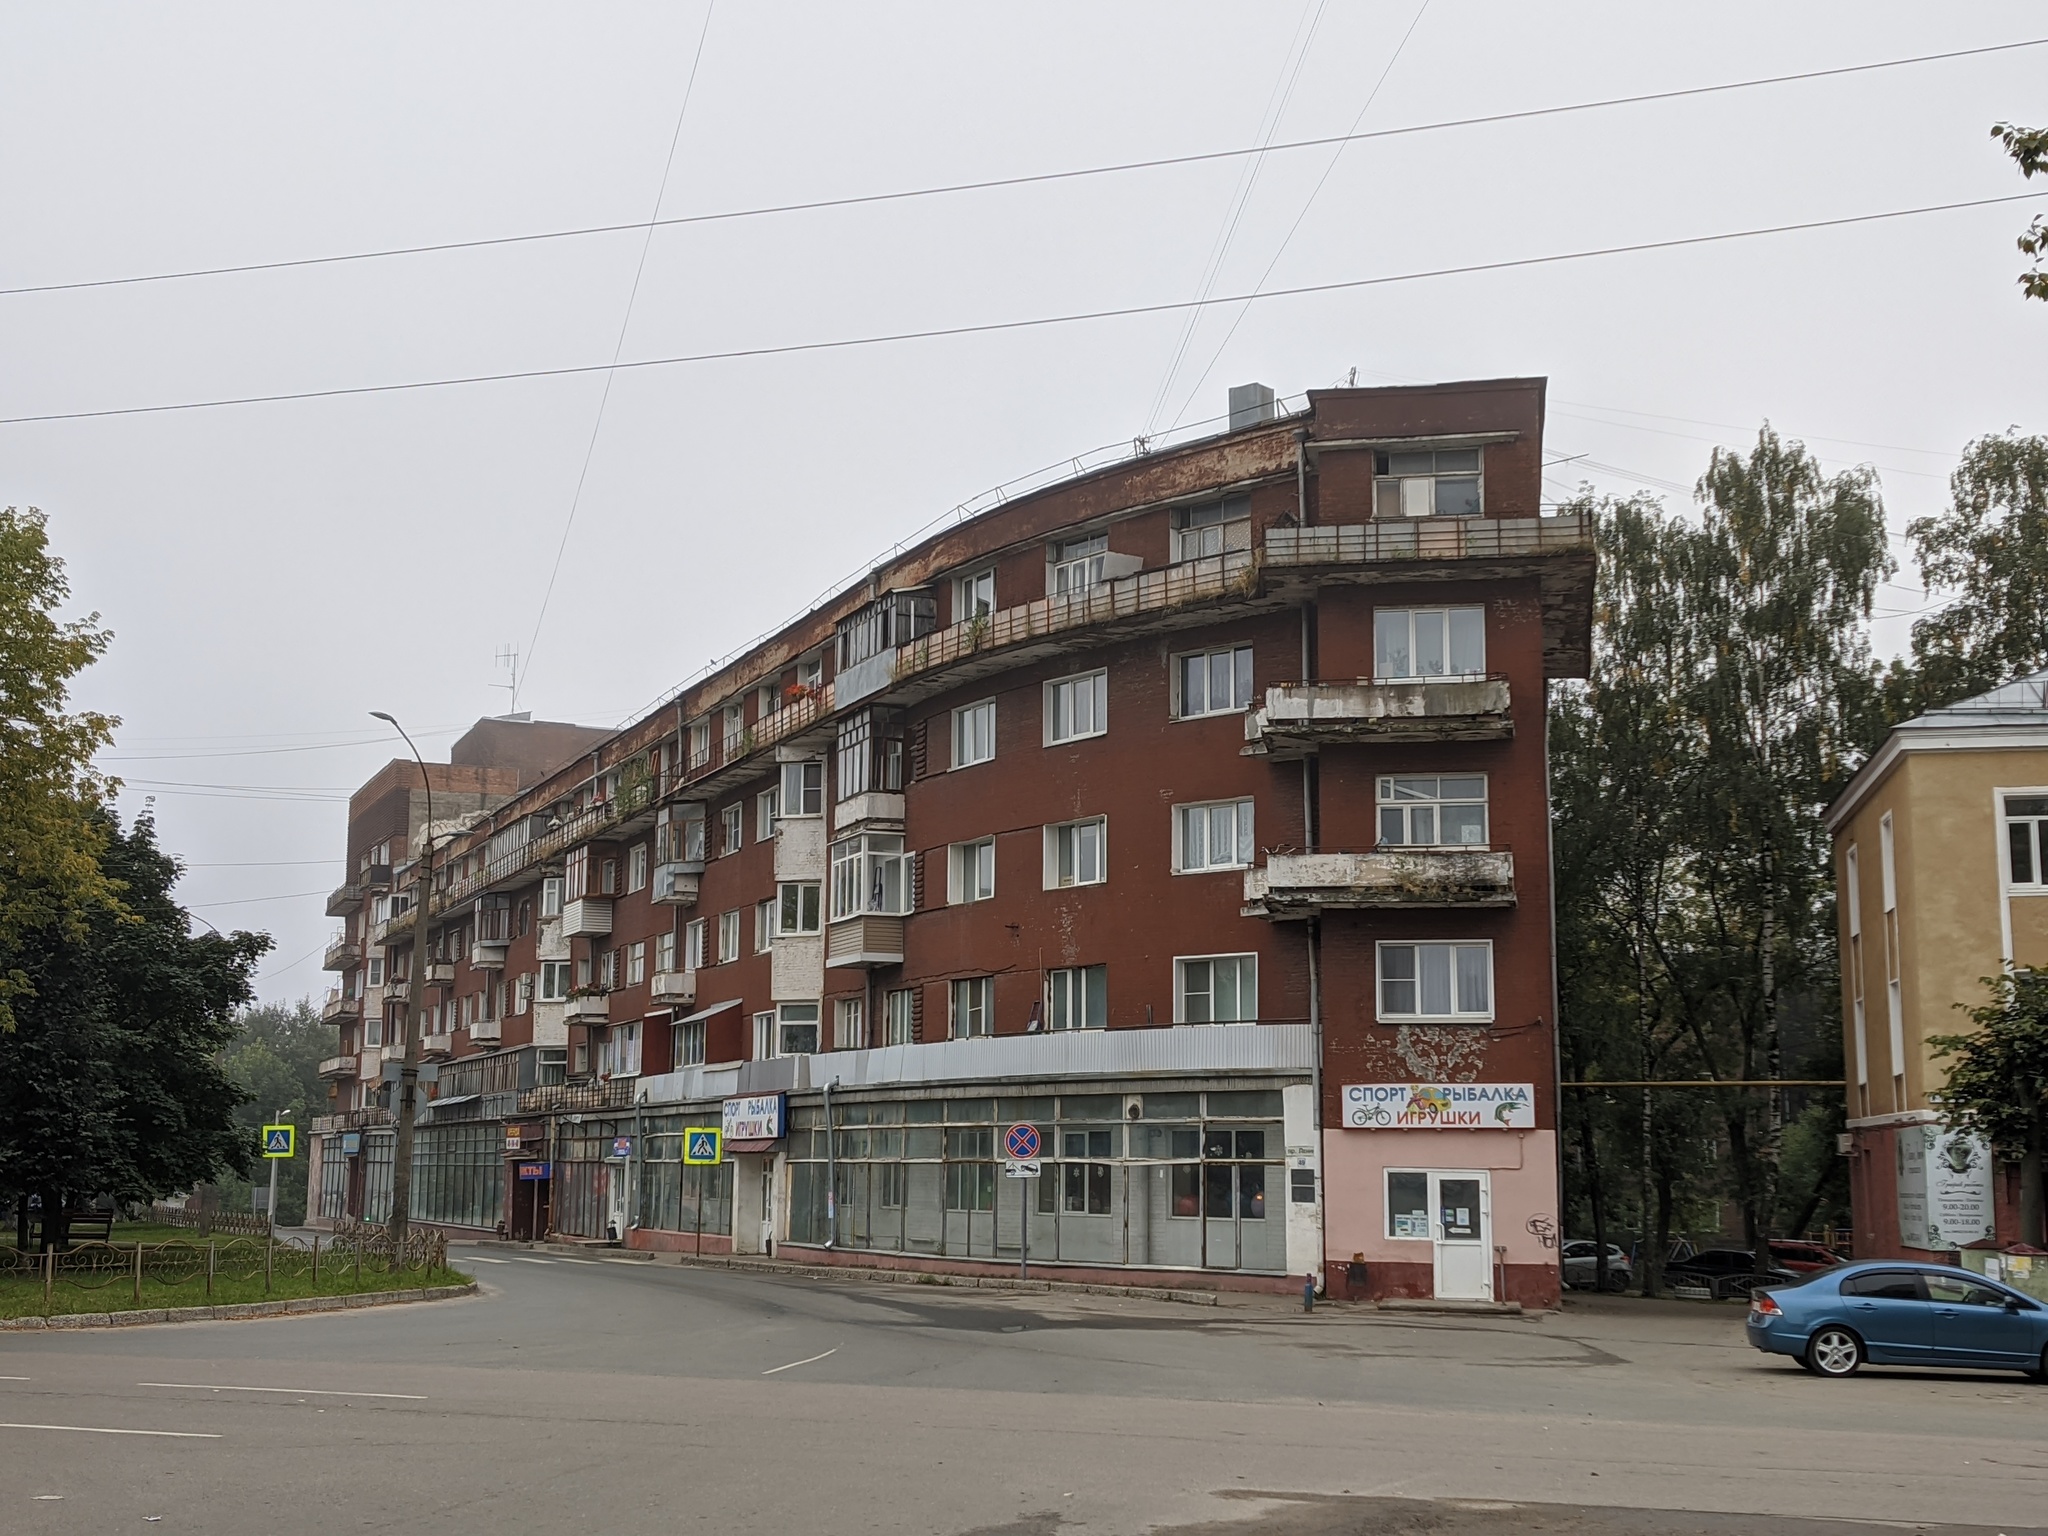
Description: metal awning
674,998,743,1026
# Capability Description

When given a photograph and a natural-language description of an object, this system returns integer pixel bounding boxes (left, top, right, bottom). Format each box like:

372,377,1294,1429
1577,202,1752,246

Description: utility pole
373,711,434,1254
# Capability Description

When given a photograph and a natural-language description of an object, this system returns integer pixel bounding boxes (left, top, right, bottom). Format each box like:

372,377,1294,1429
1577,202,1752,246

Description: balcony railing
1243,850,1517,917
564,993,611,1026
317,1054,356,1079
650,969,697,1006
1263,509,1591,568
322,935,362,972
325,881,363,918
517,1079,637,1115
825,913,905,969
421,1032,454,1060
320,991,361,1025
1243,677,1513,757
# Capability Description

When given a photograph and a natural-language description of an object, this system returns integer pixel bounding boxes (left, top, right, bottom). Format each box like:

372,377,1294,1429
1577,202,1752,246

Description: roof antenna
493,644,520,718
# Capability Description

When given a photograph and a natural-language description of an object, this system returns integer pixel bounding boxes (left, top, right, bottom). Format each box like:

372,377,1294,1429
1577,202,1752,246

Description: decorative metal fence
0,1224,451,1318
148,1201,274,1237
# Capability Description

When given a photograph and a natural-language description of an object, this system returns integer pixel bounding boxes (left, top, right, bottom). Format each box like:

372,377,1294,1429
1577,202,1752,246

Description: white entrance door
1430,1171,1491,1301
606,1162,631,1241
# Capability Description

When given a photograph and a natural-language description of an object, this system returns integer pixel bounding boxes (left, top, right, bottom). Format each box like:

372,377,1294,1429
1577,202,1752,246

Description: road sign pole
1021,1182,1029,1281
267,1150,279,1232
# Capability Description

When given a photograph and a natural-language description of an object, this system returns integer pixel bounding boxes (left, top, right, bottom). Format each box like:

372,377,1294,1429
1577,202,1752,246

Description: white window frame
515,973,532,1014
1169,496,1250,563
831,833,909,920
948,838,996,904
754,899,774,954
1048,533,1107,596
1377,775,1490,848
1373,606,1486,681
950,976,994,1039
777,1002,820,1057
1174,799,1255,873
884,987,915,1046
1046,964,1107,1030
677,1018,707,1066
1374,447,1484,520
626,843,649,893
835,997,864,1051
538,960,572,1003
955,566,996,622
367,955,385,987
722,703,745,756
1175,645,1254,718
1845,842,1867,1096
656,930,677,974
1376,940,1494,1022
756,786,779,841
1044,669,1109,745
626,941,646,987
779,760,824,817
951,699,996,769
753,1011,775,1060
777,881,823,936
1044,817,1107,889
717,909,741,965
540,877,564,918
1881,810,1903,1104
684,918,707,971
719,804,744,857
2002,789,2048,889
1174,953,1258,1024
688,719,710,769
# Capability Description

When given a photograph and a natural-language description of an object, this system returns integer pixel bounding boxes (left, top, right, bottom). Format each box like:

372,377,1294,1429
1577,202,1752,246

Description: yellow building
1825,671,2048,1257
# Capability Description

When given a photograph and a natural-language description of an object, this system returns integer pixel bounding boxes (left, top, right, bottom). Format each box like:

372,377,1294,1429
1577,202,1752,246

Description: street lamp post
372,710,433,1253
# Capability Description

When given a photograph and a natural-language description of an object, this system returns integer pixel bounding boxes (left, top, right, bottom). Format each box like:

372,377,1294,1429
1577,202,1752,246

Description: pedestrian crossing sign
684,1127,722,1165
262,1124,295,1159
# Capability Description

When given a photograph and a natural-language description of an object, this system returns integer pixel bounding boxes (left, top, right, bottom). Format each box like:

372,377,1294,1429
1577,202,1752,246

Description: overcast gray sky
3,2,2043,1005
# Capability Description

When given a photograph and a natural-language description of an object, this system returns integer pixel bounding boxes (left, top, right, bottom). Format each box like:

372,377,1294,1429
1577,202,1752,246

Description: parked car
1667,1247,1798,1299
1747,1262,2048,1379
1562,1241,1633,1292
1767,1240,1846,1274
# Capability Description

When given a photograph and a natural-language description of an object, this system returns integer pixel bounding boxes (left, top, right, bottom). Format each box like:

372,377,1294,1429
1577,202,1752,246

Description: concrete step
1376,1297,1525,1316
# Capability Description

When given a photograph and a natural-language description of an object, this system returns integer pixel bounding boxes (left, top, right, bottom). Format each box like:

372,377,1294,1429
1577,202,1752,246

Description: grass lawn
1,1232,469,1319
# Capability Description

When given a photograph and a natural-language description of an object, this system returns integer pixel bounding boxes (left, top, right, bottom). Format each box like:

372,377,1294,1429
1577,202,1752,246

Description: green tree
1992,122,2048,302
1904,432,2048,707
0,507,119,1034
0,809,271,1246
1929,967,2048,1247
220,1001,329,1225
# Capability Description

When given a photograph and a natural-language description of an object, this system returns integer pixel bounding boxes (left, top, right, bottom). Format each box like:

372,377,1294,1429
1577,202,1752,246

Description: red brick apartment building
308,378,1593,1305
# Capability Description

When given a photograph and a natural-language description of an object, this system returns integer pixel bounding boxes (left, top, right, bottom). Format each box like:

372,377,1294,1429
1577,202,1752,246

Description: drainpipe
823,1076,841,1248
1307,913,1324,1293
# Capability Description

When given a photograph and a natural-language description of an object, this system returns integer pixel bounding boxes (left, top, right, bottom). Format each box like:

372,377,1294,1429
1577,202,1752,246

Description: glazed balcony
470,901,511,969
322,934,361,972
560,897,613,939
320,991,361,1025
825,913,906,969
1243,677,1512,758
1242,849,1517,918
650,969,698,1006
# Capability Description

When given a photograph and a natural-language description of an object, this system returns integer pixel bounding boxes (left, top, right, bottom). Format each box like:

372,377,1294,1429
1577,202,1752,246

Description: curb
0,1281,478,1331
667,1254,1222,1306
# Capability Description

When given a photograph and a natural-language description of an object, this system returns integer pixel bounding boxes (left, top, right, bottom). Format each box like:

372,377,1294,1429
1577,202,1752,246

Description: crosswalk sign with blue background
261,1124,295,1158
684,1127,722,1165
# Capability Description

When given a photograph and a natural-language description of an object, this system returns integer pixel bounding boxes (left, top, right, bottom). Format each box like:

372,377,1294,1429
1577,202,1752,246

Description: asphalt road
3,1246,2045,1535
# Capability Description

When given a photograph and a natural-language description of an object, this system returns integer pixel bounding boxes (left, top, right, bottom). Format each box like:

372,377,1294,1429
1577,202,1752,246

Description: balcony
470,1016,502,1045
470,938,509,970
650,969,697,1007
421,1032,454,1061
518,1079,637,1115
565,993,611,1026
325,881,363,918
360,861,393,890
423,959,456,987
370,906,415,946
1243,677,1512,758
1242,850,1517,918
652,862,702,906
825,913,905,969
320,991,361,1025
322,935,362,972
318,1054,356,1080
561,897,613,939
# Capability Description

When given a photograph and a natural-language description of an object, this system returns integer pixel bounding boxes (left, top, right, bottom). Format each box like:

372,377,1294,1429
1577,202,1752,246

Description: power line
5,191,2036,429
4,36,2040,301
522,0,718,692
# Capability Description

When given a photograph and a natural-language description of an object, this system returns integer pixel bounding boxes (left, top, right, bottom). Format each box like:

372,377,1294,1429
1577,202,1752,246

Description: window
2005,794,2048,886
1047,965,1107,1030
798,654,823,693
879,1164,907,1207
717,910,741,964
1881,811,1904,1109
515,973,532,1014
949,838,996,904
600,858,618,896
757,682,781,719
688,719,710,769
952,699,996,768
600,1021,641,1077
946,1156,996,1212
1377,941,1492,1021
600,949,620,991
1046,817,1107,889
779,760,824,817
1842,1270,1925,1301
1060,1137,1114,1215
1177,645,1253,717
756,786,779,841
1170,495,1251,562
777,1003,820,1056
627,844,649,893
656,930,676,974
1175,800,1253,873
884,988,915,1045
955,566,996,621
626,941,646,987
367,955,385,987
835,997,864,1050
831,834,909,919
539,960,571,1003
1375,607,1485,680
1846,843,1867,1106
1046,671,1108,744
753,1011,775,1060
951,976,993,1038
364,1010,383,1048
684,918,707,970
777,882,823,936
837,590,937,671
1378,776,1488,846
1386,1170,1430,1239
540,877,564,918
719,804,744,856
1176,954,1257,1023
835,709,904,800
754,900,774,953
677,1018,707,1066
1374,448,1482,519
1049,533,1107,595
722,704,745,756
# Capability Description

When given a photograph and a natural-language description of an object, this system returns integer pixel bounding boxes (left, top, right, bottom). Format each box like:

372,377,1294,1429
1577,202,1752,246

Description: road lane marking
0,1423,221,1438
762,1347,839,1376
467,1257,511,1264
510,1258,555,1265
137,1383,427,1400
0,1375,30,1381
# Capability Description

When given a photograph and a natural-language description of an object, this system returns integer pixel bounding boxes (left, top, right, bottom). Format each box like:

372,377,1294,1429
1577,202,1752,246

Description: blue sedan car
1747,1261,2048,1379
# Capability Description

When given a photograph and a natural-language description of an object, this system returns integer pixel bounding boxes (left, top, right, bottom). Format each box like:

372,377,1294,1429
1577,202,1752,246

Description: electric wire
3,36,2040,301
4,191,2036,429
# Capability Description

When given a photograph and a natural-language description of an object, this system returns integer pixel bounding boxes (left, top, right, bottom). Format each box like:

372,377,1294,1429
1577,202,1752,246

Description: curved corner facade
307,377,1592,1306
